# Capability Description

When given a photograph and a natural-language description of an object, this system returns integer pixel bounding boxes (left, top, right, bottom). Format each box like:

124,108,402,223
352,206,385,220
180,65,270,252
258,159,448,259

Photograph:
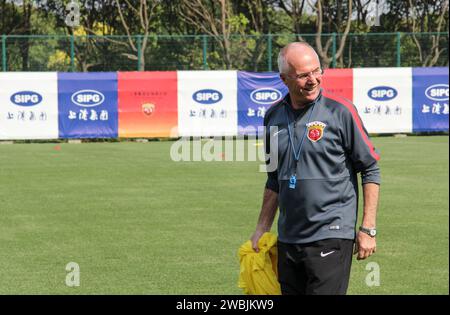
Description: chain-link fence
1,32,448,72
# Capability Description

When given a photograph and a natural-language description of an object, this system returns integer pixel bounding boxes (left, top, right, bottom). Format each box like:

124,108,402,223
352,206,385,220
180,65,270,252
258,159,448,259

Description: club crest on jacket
306,121,326,142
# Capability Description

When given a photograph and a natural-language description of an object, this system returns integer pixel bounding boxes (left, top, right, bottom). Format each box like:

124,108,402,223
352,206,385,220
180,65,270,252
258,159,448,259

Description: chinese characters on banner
177,71,238,137
58,72,118,138
0,69,447,139
353,68,413,133
0,72,58,140
237,71,288,136
118,72,178,138
412,67,449,132
321,68,353,102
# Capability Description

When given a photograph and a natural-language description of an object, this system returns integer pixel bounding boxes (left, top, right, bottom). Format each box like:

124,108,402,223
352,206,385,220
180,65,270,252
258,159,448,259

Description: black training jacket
264,89,381,244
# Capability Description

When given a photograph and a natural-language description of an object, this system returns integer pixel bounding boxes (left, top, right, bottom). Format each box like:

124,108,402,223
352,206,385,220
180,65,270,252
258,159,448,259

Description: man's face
280,52,322,104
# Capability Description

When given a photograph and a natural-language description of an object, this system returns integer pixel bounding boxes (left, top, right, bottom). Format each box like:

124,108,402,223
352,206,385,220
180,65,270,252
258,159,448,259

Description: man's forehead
285,44,318,58
285,47,320,70
287,58,321,73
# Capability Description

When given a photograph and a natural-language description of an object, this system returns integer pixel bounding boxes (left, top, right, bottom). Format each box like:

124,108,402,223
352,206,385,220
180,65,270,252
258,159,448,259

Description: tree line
0,0,448,71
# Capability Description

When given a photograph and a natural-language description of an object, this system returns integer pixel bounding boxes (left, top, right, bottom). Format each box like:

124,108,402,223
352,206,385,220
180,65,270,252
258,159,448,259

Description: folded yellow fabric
238,232,281,295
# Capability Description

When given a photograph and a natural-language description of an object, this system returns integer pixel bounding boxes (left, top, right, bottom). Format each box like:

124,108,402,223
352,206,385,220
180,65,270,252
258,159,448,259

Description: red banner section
321,68,353,102
118,72,178,138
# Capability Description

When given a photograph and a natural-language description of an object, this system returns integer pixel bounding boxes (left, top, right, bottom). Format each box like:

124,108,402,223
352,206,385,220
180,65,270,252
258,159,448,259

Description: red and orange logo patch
142,103,155,116
306,121,326,142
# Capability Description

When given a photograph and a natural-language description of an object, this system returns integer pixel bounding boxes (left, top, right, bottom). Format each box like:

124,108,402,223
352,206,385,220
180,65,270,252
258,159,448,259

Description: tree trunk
21,0,31,71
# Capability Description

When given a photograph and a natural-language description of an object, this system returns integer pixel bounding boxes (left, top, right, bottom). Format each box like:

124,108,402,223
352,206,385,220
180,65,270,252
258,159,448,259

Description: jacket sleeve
340,104,381,185
264,112,279,193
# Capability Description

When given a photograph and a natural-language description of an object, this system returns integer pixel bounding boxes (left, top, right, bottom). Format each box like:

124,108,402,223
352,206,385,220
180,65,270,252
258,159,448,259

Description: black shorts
277,238,354,295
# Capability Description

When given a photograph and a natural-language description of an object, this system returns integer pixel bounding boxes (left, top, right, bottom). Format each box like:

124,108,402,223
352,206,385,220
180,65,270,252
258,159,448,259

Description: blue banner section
58,72,118,138
237,72,288,135
412,67,449,132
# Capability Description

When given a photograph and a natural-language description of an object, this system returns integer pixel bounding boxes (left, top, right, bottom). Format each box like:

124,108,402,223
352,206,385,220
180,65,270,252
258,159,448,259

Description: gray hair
277,42,319,74
277,49,291,74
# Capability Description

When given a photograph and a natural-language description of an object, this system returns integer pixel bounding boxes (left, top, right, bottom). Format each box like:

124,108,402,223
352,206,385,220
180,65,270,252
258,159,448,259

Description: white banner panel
177,71,238,137
353,67,412,133
0,72,58,139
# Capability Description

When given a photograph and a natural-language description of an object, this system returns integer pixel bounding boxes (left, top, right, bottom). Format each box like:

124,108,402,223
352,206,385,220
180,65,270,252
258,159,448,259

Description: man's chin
302,88,320,102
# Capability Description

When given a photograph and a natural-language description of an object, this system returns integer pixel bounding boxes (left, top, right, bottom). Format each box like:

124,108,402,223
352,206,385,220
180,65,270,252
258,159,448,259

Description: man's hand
354,232,376,260
250,229,267,253
250,188,278,253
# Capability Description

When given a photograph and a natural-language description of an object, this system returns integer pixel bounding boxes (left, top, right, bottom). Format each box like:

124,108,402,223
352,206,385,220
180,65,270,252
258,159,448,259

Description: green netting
1,33,448,72
3,36,71,71
400,33,449,67
142,36,204,71
73,36,137,71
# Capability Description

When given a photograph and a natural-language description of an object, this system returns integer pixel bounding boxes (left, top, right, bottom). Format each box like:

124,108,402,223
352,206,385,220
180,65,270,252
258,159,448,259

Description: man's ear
280,74,287,85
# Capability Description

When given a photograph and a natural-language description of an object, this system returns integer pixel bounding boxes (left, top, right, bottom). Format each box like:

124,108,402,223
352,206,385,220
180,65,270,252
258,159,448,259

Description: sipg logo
71,90,105,107
250,88,282,105
368,86,398,101
10,91,43,106
425,84,449,101
192,89,223,104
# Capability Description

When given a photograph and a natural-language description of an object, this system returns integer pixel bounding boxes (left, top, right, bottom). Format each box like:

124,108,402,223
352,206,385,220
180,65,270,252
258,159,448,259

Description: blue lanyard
284,102,316,162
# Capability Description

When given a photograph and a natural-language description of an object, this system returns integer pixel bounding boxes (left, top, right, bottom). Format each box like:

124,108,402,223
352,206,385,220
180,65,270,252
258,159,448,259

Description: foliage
0,0,448,71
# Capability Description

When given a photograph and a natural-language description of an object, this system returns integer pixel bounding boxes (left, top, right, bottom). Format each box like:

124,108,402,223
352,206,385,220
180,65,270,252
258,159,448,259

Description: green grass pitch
0,136,448,294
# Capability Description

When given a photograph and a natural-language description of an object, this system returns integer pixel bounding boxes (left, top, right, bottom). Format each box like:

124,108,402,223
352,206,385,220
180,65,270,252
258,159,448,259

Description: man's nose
306,75,317,84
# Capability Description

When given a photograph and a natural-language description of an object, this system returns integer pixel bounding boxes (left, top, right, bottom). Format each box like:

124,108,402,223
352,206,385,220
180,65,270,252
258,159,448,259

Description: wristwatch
359,226,377,237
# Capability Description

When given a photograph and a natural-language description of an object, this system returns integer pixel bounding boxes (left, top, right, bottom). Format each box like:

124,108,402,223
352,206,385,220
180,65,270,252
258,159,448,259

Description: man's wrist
255,226,270,233
359,226,377,237
361,218,376,229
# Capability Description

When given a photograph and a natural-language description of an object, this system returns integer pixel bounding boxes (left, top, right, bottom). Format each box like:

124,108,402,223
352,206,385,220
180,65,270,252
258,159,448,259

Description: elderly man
250,42,381,295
